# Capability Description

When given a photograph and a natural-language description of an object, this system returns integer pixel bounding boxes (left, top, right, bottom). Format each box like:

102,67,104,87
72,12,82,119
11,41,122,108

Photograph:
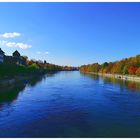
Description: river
0,71,140,137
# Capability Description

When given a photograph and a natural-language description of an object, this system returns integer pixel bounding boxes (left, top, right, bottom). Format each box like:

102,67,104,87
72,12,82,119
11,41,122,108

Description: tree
128,65,137,75
29,63,39,69
123,65,129,75
106,62,114,73
80,54,140,76
102,62,109,68
136,67,140,76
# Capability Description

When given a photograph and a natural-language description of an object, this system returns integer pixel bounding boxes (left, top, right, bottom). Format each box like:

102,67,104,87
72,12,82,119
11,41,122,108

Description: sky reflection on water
0,71,140,137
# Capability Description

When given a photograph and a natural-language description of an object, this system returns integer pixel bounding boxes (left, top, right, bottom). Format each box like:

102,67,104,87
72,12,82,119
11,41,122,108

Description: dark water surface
0,71,140,137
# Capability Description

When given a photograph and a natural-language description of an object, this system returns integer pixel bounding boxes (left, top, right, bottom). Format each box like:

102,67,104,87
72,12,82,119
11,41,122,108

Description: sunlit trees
106,62,114,73
110,62,123,74
29,63,39,69
136,67,140,76
80,54,140,76
128,65,137,75
122,65,129,75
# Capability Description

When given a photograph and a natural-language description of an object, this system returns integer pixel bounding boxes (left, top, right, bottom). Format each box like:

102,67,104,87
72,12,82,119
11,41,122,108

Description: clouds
0,32,32,49
45,51,49,55
0,40,32,49
0,32,21,38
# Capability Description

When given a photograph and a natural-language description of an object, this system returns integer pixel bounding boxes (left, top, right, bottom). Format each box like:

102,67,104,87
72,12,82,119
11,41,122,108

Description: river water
0,71,140,137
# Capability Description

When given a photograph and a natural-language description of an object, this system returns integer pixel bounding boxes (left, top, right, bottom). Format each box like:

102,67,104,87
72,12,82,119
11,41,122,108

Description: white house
0,48,5,63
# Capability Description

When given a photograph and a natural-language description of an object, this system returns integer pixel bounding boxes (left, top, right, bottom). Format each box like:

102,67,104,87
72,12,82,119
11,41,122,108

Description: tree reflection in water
85,73,140,93
103,76,140,92
0,73,57,109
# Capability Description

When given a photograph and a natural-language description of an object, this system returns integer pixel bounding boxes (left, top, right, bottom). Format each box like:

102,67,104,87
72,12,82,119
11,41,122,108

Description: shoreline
85,72,140,83
0,73,44,89
0,70,76,89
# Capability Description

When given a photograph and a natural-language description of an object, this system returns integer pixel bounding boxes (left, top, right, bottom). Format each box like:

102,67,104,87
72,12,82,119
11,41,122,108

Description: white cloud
0,32,21,38
45,51,49,55
0,41,7,46
0,40,32,49
37,51,49,55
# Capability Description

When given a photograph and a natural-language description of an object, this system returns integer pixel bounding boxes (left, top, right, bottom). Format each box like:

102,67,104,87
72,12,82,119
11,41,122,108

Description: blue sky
0,2,140,66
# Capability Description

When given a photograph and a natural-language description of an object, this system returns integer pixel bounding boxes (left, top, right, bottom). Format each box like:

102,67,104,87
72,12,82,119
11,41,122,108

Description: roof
13,50,20,56
0,48,4,54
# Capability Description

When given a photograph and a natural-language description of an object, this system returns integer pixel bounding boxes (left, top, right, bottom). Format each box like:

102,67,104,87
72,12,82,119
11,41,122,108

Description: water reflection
0,71,140,137
0,73,57,106
86,73,140,93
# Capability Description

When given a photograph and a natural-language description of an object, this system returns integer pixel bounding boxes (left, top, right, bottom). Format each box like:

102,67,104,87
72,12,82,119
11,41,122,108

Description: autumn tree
80,54,140,76
128,65,137,75
136,67,140,76
122,65,129,75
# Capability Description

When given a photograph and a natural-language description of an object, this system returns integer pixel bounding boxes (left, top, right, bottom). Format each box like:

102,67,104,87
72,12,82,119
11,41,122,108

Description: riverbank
85,72,140,83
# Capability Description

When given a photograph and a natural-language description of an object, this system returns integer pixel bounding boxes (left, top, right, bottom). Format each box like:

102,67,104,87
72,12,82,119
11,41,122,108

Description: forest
80,54,140,76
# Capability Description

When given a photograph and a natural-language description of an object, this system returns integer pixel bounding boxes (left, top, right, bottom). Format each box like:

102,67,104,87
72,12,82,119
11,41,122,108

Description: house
12,50,23,65
13,50,21,58
0,48,5,63
4,50,26,65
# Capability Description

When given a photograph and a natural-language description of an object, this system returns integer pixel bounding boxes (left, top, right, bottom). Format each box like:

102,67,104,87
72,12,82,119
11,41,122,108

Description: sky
0,2,140,66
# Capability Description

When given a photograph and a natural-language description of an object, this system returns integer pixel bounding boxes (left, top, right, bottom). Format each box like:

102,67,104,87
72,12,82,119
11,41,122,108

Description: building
13,50,21,58
0,48,26,65
12,50,25,65
0,48,5,63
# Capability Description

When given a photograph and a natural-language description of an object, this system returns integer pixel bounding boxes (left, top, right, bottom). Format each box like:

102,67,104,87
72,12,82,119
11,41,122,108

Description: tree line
80,54,140,76
0,56,78,77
